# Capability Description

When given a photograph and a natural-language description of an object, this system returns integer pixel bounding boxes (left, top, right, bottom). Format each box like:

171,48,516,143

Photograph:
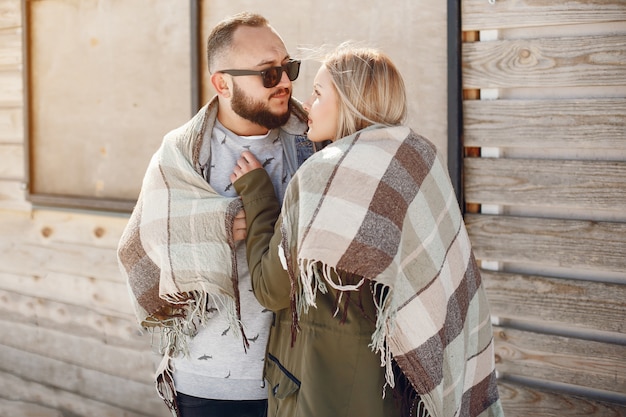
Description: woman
231,45,504,417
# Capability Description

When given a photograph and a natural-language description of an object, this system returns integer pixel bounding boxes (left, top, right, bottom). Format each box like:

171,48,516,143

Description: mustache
270,88,290,98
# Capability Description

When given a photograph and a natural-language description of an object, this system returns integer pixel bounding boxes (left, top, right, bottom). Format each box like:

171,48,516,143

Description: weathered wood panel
463,98,626,149
498,380,626,417
0,319,156,384
0,28,21,70
26,0,191,205
1,208,130,248
483,270,626,334
462,34,626,89
0,289,146,349
0,70,21,105
462,0,626,31
494,327,626,395
0,399,63,417
0,0,20,29
0,241,126,282
0,270,134,316
0,143,22,178
0,180,29,210
0,106,23,142
465,214,626,276
0,343,167,416
0,370,168,417
464,158,626,209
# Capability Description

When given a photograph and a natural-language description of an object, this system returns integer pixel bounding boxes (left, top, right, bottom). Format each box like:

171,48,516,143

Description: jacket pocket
266,353,300,399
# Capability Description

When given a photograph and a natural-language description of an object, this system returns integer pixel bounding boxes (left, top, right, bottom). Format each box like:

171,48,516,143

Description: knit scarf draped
116,104,245,416
279,125,504,417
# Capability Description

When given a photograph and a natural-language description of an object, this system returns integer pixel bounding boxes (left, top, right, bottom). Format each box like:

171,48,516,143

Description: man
117,12,314,417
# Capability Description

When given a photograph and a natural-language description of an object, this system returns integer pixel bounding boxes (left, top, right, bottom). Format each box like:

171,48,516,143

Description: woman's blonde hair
323,43,408,139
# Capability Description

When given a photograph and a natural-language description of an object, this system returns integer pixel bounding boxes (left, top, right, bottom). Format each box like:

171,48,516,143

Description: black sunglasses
218,59,301,88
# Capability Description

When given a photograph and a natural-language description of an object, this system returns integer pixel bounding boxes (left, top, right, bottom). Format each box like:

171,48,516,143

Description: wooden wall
461,1,626,416
0,0,448,415
3,0,624,415
0,0,169,415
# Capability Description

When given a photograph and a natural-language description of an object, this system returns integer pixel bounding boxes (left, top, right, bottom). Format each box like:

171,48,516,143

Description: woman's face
303,65,340,142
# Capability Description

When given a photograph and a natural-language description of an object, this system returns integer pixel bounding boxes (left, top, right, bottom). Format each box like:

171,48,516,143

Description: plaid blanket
280,125,504,417
116,104,246,413
117,103,246,352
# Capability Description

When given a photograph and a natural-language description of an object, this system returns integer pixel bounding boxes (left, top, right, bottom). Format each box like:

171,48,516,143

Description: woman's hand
230,150,263,183
233,209,247,242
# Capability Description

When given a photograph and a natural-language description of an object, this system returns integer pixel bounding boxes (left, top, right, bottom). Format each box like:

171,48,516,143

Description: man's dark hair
206,12,269,73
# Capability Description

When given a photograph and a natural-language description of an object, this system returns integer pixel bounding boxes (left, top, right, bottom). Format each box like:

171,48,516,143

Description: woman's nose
302,97,312,112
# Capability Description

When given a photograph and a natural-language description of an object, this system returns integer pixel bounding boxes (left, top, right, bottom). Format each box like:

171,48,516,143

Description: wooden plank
0,180,30,211
0,106,23,142
0,0,21,29
465,214,626,276
0,28,21,70
0,288,148,350
483,270,626,334
463,98,626,149
0,71,21,106
0,269,134,315
464,158,626,209
0,143,23,179
462,34,626,89
0,319,158,384
0,240,127,283
0,344,167,416
0,207,129,249
0,213,129,281
0,399,63,417
497,380,626,417
493,327,626,395
462,0,626,31
0,370,169,417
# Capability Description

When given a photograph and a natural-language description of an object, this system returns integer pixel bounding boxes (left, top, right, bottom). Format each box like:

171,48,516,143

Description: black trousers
177,393,268,417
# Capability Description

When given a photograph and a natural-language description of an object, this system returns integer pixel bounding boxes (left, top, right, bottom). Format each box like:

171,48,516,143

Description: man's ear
211,72,231,98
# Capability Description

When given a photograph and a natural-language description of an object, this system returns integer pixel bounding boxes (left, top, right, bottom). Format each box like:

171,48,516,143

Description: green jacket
235,169,402,417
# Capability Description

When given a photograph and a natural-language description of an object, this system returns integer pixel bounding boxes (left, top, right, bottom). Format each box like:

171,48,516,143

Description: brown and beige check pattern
280,125,504,417
117,104,245,356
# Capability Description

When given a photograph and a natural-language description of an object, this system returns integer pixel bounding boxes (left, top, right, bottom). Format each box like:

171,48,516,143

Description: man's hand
233,209,247,242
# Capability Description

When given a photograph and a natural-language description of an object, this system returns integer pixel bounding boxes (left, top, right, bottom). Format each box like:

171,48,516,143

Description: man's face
225,25,293,129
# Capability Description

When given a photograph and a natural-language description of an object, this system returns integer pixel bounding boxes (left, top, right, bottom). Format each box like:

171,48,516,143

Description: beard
230,82,291,129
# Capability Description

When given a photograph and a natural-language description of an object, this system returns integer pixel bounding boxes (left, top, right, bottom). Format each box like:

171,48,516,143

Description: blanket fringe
296,259,397,390
152,290,244,357
371,282,396,392
155,354,180,417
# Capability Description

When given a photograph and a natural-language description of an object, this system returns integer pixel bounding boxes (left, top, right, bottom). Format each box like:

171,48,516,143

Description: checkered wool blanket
116,104,247,404
279,125,504,417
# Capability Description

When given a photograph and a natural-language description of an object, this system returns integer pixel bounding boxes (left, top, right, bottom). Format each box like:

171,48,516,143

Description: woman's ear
211,72,231,98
